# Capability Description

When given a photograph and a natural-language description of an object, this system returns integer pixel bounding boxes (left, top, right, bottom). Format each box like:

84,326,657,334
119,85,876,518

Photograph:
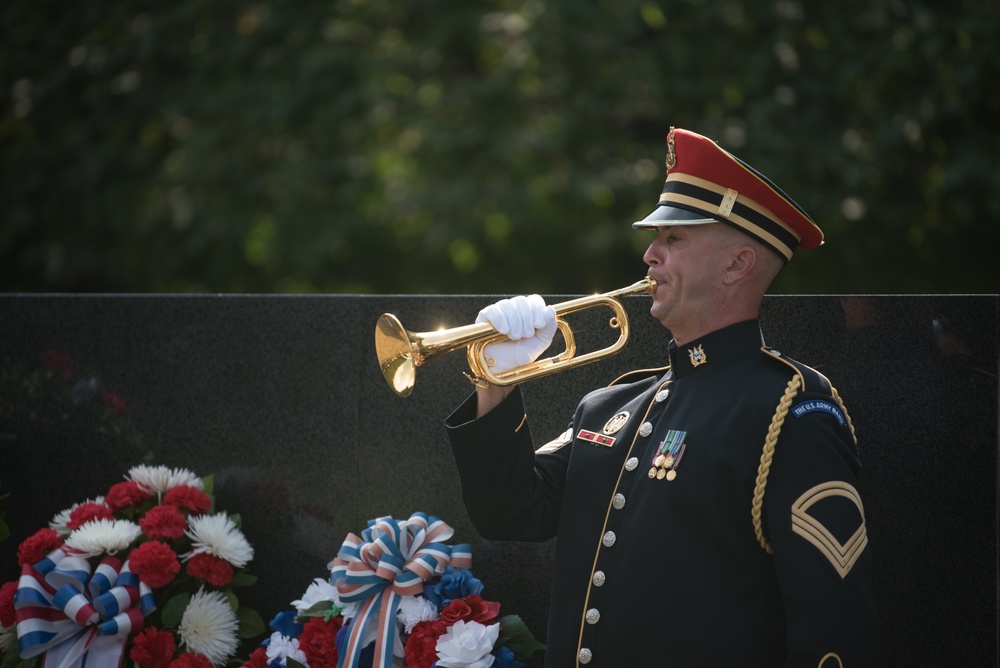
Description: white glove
475,294,558,375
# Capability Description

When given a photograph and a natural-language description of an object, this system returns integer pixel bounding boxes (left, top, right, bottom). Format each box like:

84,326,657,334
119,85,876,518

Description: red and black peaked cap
633,127,823,262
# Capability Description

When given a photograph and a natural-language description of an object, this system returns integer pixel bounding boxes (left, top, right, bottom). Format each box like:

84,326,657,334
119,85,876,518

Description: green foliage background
2,0,998,295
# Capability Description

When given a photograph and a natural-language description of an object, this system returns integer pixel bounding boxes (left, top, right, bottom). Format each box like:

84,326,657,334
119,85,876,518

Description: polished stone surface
0,294,996,666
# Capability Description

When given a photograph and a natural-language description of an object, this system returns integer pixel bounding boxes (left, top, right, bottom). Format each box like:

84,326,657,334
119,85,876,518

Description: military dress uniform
446,319,876,666
446,127,877,665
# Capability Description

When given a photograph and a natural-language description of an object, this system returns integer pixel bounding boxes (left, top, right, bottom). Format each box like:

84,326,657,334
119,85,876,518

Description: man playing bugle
445,127,877,667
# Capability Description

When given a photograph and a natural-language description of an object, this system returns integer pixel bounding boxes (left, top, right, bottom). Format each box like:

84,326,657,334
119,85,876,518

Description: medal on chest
648,429,687,481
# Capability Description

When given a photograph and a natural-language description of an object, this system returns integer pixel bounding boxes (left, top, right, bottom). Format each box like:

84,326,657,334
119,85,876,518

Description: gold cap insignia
665,126,677,170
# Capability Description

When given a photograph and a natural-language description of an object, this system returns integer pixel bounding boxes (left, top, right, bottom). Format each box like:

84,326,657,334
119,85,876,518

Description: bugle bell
375,277,657,397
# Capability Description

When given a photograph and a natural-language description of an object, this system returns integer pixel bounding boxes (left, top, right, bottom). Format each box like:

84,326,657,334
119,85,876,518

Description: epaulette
608,365,670,387
760,347,833,395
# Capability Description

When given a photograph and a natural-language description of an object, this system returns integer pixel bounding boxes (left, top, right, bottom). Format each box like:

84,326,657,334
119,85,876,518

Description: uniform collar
667,319,764,378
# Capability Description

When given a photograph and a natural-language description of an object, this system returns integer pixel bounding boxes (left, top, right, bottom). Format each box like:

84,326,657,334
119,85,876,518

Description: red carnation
129,541,181,588
241,647,268,668
298,617,344,668
67,502,115,530
130,627,177,668
185,553,234,587
404,620,443,668
17,528,62,567
140,505,188,541
163,486,211,514
168,653,213,668
107,481,153,512
0,581,18,627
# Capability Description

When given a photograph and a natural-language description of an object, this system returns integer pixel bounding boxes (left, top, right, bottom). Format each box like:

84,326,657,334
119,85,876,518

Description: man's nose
643,243,660,266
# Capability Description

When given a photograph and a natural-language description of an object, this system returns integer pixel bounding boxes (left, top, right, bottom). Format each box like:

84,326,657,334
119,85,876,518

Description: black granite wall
1,294,996,666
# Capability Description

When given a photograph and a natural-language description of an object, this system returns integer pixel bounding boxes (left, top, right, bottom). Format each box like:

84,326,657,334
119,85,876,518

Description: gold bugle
375,277,657,397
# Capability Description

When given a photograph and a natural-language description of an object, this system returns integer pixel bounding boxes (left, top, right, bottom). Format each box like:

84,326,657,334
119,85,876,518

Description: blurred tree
1,0,997,294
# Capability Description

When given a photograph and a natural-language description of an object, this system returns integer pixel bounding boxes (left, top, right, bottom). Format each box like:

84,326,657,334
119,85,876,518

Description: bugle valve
375,277,657,397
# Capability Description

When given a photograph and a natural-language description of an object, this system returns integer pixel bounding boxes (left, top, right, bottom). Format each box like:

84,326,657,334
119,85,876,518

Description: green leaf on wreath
201,475,215,514
1,646,38,668
237,606,266,639
229,572,258,588
161,592,192,629
496,614,546,660
286,659,308,668
298,601,340,618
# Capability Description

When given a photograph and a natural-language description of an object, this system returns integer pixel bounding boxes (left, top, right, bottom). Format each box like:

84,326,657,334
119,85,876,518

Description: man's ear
723,246,757,285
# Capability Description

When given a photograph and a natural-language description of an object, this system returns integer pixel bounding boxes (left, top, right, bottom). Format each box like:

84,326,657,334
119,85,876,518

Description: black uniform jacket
446,320,877,667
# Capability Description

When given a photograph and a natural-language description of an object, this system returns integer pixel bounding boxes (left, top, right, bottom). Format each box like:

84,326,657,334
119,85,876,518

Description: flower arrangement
243,513,543,668
0,465,264,668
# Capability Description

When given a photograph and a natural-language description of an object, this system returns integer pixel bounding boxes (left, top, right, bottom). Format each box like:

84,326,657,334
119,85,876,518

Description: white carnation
397,595,439,633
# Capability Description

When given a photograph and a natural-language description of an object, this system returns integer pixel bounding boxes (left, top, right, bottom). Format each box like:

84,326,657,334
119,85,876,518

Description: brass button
592,570,606,587
602,531,616,547
625,457,639,471
579,648,593,664
586,608,601,625
612,493,625,510
639,422,653,437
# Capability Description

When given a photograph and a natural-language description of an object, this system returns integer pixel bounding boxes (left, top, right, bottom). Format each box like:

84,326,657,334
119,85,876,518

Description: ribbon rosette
13,548,155,668
330,512,472,668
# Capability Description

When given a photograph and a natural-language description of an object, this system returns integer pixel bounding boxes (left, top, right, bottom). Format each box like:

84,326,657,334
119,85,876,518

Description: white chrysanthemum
178,588,240,667
397,595,439,633
127,465,202,496
49,496,106,535
265,632,308,667
435,620,498,668
64,519,141,556
184,513,254,568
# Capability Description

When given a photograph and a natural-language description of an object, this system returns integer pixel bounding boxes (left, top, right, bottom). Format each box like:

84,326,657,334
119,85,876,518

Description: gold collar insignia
688,344,707,367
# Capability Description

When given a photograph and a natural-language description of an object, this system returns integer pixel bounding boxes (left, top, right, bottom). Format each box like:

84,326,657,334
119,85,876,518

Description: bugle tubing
375,277,657,397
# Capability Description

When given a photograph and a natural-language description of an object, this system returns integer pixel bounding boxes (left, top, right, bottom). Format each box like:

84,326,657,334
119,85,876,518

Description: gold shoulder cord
751,374,802,554
752,353,859,554
830,385,857,445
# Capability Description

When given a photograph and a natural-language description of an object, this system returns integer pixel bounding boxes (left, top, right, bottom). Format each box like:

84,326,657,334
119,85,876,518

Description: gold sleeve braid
752,374,802,554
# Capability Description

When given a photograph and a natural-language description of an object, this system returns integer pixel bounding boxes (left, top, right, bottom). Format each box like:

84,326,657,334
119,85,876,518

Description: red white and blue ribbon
14,548,155,668
330,512,472,668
